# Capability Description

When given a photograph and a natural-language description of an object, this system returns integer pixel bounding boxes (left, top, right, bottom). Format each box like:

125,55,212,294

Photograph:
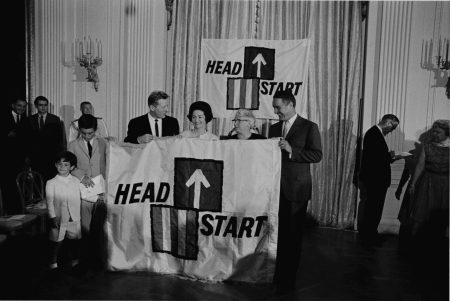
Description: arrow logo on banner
252,53,267,78
185,169,211,209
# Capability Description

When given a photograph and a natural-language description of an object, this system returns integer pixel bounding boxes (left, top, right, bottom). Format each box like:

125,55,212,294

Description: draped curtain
166,0,362,229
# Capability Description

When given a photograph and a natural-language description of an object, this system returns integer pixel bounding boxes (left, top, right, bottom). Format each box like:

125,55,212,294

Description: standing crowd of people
1,88,448,295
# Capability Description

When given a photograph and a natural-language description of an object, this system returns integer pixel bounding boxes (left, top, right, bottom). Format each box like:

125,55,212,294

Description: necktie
87,141,93,158
16,114,20,124
155,119,159,137
282,121,289,138
39,115,44,130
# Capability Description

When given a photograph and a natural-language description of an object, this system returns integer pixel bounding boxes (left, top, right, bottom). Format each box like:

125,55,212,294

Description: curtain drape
167,0,362,229
308,2,362,229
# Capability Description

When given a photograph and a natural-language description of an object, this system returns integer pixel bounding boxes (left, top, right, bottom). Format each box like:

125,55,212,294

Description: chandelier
75,37,102,91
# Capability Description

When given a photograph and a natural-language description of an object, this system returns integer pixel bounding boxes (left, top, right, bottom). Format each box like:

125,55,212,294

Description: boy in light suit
46,151,81,269
68,114,107,271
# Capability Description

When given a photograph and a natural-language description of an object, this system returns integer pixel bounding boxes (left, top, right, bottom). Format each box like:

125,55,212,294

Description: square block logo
151,205,199,260
174,158,223,212
227,78,260,110
243,47,275,80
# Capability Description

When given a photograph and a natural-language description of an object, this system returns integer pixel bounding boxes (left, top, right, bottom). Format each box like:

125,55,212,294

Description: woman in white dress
179,101,219,140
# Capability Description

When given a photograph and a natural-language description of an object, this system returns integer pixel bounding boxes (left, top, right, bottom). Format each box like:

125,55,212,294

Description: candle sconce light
420,37,449,98
74,37,102,91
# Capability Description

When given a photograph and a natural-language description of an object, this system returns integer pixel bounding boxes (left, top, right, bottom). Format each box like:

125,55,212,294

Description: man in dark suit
268,89,322,294
29,96,67,182
124,91,179,143
358,114,400,245
2,98,30,214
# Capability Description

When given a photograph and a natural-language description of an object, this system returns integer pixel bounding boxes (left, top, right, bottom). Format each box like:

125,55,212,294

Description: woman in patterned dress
408,120,449,237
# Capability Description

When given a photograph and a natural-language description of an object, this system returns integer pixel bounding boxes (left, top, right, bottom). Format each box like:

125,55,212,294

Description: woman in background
408,120,449,238
179,101,219,141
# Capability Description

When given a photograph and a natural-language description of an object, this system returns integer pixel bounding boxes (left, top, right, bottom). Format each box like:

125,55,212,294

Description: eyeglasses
233,119,250,124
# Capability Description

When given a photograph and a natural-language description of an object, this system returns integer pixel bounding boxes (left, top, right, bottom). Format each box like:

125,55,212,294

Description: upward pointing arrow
185,169,210,209
252,53,267,78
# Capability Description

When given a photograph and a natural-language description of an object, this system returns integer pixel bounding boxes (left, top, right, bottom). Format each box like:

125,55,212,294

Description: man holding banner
124,91,180,144
269,89,322,295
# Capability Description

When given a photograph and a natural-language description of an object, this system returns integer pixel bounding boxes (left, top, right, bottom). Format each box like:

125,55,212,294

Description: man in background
358,114,400,246
68,101,109,143
28,96,66,182
2,98,30,214
268,89,322,295
124,91,179,143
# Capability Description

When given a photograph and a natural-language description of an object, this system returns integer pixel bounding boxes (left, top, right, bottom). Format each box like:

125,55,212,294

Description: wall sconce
421,38,449,95
437,38,449,70
75,37,102,91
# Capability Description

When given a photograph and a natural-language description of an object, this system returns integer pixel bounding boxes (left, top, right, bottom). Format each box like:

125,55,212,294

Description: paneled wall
364,1,450,233
31,0,168,141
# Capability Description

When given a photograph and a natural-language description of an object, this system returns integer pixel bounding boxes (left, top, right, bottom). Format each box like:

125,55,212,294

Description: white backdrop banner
106,139,281,283
201,39,311,119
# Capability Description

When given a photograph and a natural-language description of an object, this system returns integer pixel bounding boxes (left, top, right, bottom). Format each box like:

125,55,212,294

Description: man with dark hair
29,96,66,181
2,98,30,214
268,89,322,295
68,101,109,142
68,113,108,272
124,91,180,143
358,114,400,245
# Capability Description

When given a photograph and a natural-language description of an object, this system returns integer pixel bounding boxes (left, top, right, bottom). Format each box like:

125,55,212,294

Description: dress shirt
147,113,163,137
283,114,298,138
12,111,20,123
83,139,93,157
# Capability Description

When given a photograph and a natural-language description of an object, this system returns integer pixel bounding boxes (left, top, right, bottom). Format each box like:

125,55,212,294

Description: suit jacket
46,174,81,222
29,113,67,155
269,115,322,208
4,111,30,169
359,125,392,188
124,114,180,143
68,137,107,180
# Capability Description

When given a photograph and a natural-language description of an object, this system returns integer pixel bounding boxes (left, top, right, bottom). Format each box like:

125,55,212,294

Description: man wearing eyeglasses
358,114,400,246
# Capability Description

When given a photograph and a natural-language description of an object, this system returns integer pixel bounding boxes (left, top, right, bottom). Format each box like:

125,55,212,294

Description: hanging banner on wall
106,139,281,283
201,39,310,119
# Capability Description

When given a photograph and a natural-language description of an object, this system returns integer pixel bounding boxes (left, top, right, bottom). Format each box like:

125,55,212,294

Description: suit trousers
81,200,96,234
80,199,107,270
273,194,308,290
357,181,388,238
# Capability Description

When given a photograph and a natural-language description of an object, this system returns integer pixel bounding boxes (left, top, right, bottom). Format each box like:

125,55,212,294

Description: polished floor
0,226,448,300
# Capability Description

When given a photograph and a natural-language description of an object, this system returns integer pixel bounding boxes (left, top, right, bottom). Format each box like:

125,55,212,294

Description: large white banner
106,139,281,283
201,39,310,119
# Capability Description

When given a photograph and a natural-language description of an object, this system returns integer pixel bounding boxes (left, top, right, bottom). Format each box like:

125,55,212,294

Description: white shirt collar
147,113,162,137
147,113,161,122
286,114,298,126
376,125,384,136
56,174,73,183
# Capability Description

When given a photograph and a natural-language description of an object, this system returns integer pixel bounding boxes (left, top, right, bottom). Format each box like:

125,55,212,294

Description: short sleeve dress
410,143,449,224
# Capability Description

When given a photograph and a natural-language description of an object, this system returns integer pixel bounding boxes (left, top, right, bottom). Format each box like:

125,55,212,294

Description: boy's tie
87,141,93,158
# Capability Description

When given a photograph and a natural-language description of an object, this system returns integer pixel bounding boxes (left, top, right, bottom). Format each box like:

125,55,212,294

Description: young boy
68,113,107,270
46,151,81,269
